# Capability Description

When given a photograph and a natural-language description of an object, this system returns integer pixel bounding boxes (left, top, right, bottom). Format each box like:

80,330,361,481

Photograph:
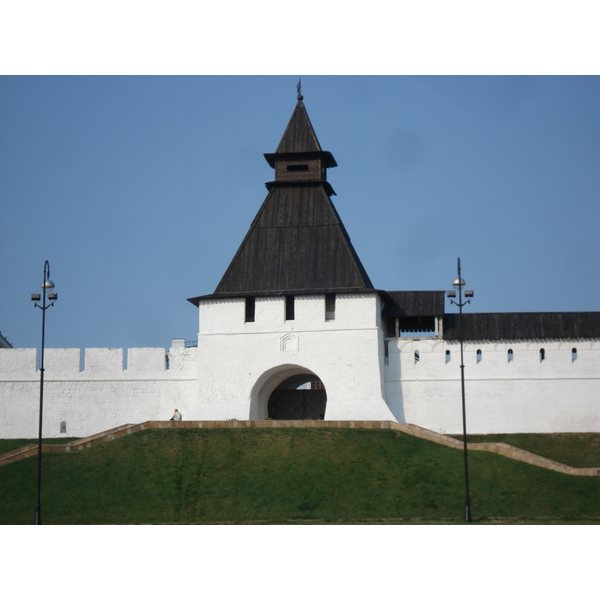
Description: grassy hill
2,427,600,524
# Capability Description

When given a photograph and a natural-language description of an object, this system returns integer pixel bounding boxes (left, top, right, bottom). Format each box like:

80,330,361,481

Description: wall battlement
0,345,197,379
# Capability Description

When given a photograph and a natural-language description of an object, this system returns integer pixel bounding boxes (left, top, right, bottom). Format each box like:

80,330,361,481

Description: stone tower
188,94,395,421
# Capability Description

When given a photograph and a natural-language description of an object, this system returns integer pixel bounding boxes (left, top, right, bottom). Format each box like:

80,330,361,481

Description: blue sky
2,75,600,350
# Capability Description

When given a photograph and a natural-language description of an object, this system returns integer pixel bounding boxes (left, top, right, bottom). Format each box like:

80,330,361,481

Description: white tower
188,93,395,421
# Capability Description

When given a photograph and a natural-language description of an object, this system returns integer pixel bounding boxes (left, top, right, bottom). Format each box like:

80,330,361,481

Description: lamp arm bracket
34,301,56,310
450,299,471,308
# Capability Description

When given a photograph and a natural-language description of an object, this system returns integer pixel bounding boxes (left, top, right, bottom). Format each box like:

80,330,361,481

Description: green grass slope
2,428,599,524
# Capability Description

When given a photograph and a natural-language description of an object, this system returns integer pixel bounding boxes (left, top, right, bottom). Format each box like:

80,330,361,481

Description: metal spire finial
297,77,303,100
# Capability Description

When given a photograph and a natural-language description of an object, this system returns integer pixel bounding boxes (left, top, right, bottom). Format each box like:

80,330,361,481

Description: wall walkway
1,420,598,476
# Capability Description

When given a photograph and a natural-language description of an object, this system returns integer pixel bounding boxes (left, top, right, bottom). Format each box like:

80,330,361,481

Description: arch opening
250,365,327,420
268,374,327,420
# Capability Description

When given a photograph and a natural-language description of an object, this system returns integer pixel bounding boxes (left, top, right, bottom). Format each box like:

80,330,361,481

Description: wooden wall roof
443,312,600,341
382,291,445,317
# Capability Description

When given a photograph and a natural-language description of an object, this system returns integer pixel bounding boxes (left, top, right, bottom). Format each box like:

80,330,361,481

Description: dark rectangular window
285,295,295,321
325,294,336,321
286,164,309,172
245,297,255,323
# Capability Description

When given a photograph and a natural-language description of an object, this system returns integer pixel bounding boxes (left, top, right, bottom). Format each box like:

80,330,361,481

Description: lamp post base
464,499,472,523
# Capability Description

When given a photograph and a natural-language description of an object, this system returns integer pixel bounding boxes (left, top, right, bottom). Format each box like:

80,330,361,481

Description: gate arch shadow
250,364,327,420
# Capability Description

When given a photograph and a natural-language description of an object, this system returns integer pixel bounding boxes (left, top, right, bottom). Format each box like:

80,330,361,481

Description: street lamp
31,260,58,525
447,258,473,522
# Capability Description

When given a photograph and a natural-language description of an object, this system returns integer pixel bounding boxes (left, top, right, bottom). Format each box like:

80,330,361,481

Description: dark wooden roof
382,291,445,317
191,184,374,302
188,98,374,305
443,312,600,341
264,99,337,182
274,99,322,153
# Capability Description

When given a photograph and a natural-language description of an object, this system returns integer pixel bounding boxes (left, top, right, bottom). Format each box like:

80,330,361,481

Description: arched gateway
250,366,327,420
268,374,327,420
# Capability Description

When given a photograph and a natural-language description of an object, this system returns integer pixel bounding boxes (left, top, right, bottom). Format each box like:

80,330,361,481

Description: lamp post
31,260,58,525
447,258,473,522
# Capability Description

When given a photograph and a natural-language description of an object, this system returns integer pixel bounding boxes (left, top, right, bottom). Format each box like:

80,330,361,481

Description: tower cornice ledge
264,179,336,196
264,150,337,169
187,287,378,306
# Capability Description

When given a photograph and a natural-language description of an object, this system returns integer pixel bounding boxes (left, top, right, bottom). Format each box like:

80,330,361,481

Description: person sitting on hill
170,409,182,421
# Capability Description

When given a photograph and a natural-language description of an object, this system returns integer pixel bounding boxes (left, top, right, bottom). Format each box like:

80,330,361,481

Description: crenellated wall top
0,346,197,378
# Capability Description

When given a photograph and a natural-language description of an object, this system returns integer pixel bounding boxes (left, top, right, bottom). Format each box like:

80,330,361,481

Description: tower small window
476,349,482,362
540,348,545,361
572,347,578,361
508,349,514,361
60,421,67,434
325,294,336,321
445,350,451,363
286,164,309,172
414,350,420,362
245,297,256,323
285,295,295,321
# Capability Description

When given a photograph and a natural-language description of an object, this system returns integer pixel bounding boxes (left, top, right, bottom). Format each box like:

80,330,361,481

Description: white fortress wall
0,345,197,439
3,327,599,438
194,293,395,421
385,337,600,434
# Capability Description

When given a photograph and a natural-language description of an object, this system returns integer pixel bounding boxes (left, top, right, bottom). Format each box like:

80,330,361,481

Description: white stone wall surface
0,346,197,438
384,337,600,434
193,294,395,421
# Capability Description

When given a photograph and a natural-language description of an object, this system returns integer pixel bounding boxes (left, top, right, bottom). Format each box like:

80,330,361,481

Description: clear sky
2,75,600,350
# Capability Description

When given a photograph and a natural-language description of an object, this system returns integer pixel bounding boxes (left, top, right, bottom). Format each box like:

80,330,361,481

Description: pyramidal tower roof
189,93,374,304
274,96,323,153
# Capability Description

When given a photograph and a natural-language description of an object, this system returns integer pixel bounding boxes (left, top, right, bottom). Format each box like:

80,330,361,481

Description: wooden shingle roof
382,291,446,317
188,97,374,305
274,98,322,153
209,184,373,298
443,312,600,341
